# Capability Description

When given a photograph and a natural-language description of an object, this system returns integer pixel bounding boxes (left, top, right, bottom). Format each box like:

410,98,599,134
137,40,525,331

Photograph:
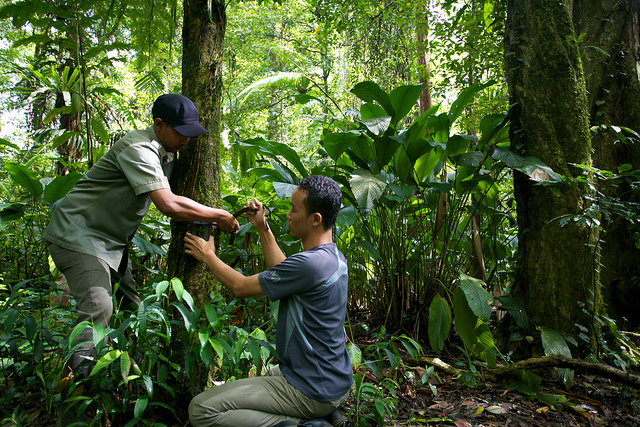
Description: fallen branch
418,354,640,389
416,356,461,377
484,355,640,389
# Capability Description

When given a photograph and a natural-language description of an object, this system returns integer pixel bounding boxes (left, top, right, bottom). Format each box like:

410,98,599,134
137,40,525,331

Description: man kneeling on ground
184,175,352,427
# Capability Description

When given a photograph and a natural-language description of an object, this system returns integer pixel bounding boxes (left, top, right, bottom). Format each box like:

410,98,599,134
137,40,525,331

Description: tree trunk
573,0,640,329
167,0,226,304
166,0,226,388
504,0,600,351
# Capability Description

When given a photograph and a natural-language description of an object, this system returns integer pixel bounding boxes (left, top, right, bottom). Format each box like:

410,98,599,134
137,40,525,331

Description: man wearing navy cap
44,94,239,379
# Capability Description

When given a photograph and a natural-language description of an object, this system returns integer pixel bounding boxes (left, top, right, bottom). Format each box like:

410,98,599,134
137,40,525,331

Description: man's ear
153,117,164,129
311,212,323,227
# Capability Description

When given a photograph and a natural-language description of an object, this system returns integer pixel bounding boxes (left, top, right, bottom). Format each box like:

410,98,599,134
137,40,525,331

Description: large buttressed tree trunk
167,0,227,309
572,0,640,327
505,0,600,347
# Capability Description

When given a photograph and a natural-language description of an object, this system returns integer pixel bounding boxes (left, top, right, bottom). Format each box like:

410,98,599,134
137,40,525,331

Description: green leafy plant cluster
347,328,425,426
1,273,277,425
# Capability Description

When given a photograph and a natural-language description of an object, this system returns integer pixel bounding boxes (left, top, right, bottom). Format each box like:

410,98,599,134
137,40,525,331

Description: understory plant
1,275,277,425
232,80,562,369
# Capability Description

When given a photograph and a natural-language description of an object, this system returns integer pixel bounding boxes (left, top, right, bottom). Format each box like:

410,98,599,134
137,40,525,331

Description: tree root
419,354,640,389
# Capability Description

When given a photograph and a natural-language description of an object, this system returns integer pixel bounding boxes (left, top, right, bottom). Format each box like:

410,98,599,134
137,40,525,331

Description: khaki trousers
48,243,139,353
189,365,349,426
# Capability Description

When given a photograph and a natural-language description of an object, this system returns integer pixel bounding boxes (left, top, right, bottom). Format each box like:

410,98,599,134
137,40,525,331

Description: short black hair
297,175,342,230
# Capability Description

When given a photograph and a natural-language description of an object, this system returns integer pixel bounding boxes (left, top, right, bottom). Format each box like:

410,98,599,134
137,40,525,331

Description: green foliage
349,329,423,425
0,274,278,424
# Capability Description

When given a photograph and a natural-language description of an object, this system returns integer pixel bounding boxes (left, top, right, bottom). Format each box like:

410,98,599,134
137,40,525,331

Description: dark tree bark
504,0,600,349
166,0,227,308
165,0,227,389
572,0,640,328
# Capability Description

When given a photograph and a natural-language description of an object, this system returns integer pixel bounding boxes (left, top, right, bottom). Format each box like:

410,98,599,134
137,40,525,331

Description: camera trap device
188,206,264,243
188,221,217,241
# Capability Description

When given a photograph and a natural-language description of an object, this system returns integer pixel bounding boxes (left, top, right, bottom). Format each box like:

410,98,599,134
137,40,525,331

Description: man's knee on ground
189,394,221,426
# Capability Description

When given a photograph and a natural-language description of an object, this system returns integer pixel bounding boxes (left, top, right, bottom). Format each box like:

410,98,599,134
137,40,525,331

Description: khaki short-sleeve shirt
44,126,174,270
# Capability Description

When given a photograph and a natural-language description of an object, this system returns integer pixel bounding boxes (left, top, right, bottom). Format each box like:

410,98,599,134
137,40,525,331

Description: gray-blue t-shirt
258,243,353,402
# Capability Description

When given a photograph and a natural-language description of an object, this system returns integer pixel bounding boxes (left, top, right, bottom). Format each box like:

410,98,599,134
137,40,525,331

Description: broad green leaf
446,135,473,157
322,131,361,161
349,133,372,165
143,374,153,396
427,113,450,144
351,81,395,117
540,326,574,388
449,81,495,124
247,336,262,366
455,151,484,167
349,170,386,210
452,287,477,350
134,395,148,419
33,334,44,363
478,113,509,147
209,338,224,359
393,146,412,184
374,135,402,170
472,321,498,368
388,184,417,201
155,280,169,299
182,289,195,311
132,233,166,255
43,172,82,205
91,117,109,144
120,351,131,385
171,277,184,302
351,240,382,260
68,321,92,351
241,137,308,178
540,327,571,358
5,163,43,198
360,102,388,120
51,131,80,148
0,203,24,228
389,84,424,125
172,302,193,331
496,296,528,328
536,392,568,405
361,116,391,136
459,273,492,321
205,304,218,328
90,350,122,376
336,206,356,226
483,0,495,31
428,294,452,352
492,148,562,182
346,342,362,367
414,149,441,185
273,182,297,199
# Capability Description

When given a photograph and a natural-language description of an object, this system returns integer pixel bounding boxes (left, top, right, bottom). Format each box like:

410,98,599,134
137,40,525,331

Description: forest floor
344,326,640,427
376,356,640,426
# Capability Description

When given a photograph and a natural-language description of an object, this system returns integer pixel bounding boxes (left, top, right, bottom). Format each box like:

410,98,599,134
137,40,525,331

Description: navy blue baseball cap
152,94,208,137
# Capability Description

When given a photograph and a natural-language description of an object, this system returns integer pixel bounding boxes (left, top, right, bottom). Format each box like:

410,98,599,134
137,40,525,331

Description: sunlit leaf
428,294,452,353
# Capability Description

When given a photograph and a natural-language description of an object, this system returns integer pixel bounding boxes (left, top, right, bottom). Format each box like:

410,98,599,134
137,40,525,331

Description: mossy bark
166,0,227,388
573,0,640,328
167,0,226,306
505,0,600,351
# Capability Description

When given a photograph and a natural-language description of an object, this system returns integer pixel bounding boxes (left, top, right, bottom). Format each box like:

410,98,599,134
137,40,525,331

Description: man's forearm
256,225,286,268
202,251,264,298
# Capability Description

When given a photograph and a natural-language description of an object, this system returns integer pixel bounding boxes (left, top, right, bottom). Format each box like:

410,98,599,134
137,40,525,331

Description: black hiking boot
323,409,350,426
